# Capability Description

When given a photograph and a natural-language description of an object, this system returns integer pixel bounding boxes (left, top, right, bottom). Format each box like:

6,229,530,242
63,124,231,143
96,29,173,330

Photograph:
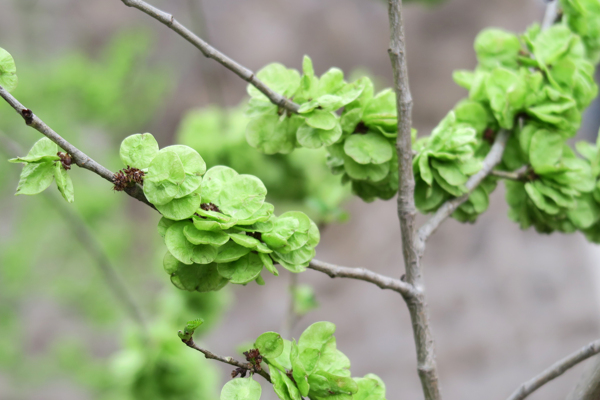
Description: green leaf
318,67,345,95
431,159,468,186
201,165,239,205
221,378,262,400
297,123,343,149
219,175,268,220
163,251,180,274
255,332,284,359
217,253,264,284
271,369,302,400
305,111,338,131
158,217,176,238
260,252,278,276
15,162,55,196
353,374,387,400
144,150,186,205
119,133,159,169
165,221,199,265
10,138,59,163
54,162,74,203
246,114,302,155
248,63,300,100
293,285,319,316
155,192,201,221
344,133,393,165
529,130,564,170
143,179,180,206
214,241,251,263
174,262,229,292
184,225,230,246
343,154,390,182
177,318,204,341
299,321,336,352
474,28,522,69
159,145,206,176
0,47,18,92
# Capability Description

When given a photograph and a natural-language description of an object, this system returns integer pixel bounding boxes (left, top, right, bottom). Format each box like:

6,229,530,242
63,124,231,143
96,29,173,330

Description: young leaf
54,162,74,203
119,133,159,169
177,318,204,341
0,47,18,92
255,332,284,359
15,162,55,196
221,378,262,400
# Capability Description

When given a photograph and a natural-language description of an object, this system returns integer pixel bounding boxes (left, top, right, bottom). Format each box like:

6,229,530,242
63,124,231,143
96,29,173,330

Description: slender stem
507,338,600,400
120,0,300,113
542,0,559,31
308,259,418,298
567,355,600,400
490,169,524,181
416,129,510,251
387,1,442,399
0,84,154,209
0,132,147,329
183,338,272,383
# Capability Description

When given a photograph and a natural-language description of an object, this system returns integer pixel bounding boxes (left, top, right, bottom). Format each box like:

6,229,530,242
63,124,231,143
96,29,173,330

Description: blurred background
1,0,600,399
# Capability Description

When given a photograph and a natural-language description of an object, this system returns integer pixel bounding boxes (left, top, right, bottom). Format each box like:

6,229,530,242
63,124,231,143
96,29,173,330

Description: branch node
21,109,33,125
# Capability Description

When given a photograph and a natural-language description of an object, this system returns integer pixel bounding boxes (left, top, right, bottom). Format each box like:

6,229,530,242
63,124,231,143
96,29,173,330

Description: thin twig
0,84,154,209
507,338,600,400
308,259,418,298
416,129,510,252
120,0,300,113
0,132,147,330
183,338,272,383
490,169,525,181
542,0,559,31
387,1,442,399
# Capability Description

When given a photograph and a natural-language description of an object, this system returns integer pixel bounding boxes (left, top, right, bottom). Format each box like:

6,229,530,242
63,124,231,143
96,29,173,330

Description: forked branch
388,1,442,399
120,0,300,113
308,259,418,298
183,338,272,383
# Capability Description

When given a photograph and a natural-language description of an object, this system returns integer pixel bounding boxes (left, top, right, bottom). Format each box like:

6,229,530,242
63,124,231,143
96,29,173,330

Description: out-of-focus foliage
176,106,351,224
249,322,387,400
0,31,231,399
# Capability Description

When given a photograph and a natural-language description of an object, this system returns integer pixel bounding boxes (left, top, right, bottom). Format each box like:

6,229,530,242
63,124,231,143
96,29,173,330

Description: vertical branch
387,1,442,399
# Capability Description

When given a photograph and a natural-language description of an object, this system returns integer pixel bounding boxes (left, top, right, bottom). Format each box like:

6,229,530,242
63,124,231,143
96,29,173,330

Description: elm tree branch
0,84,155,209
507,338,600,400
120,0,300,113
416,129,510,251
183,338,272,383
388,1,442,399
308,259,418,298
0,82,423,379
